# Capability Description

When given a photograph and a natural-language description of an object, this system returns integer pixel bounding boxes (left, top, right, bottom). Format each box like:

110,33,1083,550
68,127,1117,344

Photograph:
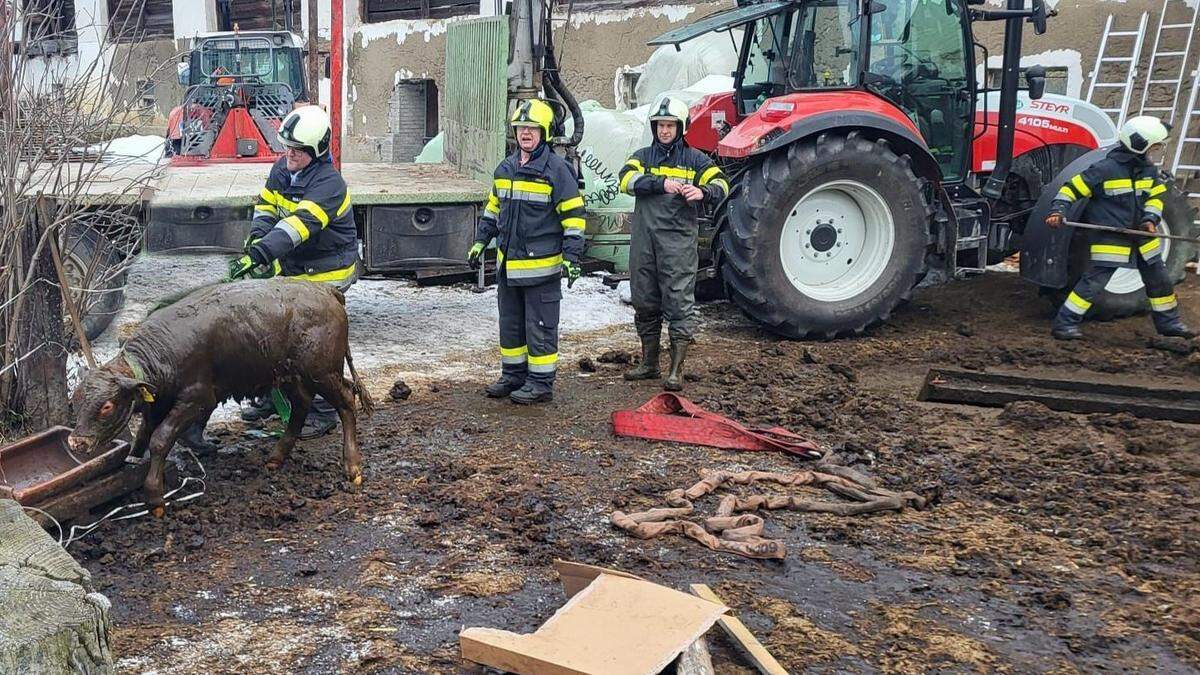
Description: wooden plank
414,258,614,287
918,367,1200,423
689,584,789,675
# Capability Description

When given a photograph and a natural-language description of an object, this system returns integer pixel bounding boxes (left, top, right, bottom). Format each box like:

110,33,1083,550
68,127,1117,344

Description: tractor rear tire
1046,184,1198,320
61,225,127,341
720,132,931,339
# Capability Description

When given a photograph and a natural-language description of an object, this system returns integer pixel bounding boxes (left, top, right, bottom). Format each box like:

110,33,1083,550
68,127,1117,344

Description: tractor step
950,200,991,277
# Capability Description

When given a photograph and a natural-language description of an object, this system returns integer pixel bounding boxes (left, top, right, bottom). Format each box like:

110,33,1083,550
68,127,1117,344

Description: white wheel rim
779,180,896,303
1104,221,1171,295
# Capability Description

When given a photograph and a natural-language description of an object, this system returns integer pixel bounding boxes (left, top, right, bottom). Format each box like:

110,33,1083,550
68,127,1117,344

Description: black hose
542,26,584,147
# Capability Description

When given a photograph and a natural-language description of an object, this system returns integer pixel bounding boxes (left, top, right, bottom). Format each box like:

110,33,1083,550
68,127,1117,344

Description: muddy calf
69,279,374,516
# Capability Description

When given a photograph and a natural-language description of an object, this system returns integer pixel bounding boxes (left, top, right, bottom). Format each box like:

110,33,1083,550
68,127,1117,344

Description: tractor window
866,0,972,181
195,40,304,96
738,13,794,115
789,0,858,90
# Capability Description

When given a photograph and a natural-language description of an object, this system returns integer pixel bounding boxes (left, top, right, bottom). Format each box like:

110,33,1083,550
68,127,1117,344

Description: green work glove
467,241,485,269
562,259,581,288
243,234,262,253
228,254,275,280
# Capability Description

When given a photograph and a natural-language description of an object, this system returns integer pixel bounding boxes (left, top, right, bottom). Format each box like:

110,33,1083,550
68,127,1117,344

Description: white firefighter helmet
1118,115,1171,154
278,105,332,157
649,96,690,136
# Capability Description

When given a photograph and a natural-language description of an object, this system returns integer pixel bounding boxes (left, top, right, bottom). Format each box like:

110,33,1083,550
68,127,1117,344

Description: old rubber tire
720,132,931,339
1048,183,1198,320
61,225,126,341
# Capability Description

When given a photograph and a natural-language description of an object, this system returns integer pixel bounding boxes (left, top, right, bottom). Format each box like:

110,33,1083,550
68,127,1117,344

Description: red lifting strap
611,393,823,460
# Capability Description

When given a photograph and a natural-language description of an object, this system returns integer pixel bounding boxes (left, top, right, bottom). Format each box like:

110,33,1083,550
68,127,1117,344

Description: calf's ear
115,376,157,403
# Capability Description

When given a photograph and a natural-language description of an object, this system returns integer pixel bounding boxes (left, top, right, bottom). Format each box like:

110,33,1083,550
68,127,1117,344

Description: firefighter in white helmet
618,96,729,390
1046,115,1192,341
223,104,361,438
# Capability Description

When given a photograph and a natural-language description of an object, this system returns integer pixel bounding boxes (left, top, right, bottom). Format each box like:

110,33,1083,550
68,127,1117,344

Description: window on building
364,0,479,22
217,0,302,31
986,65,1069,96
108,0,175,42
22,0,77,56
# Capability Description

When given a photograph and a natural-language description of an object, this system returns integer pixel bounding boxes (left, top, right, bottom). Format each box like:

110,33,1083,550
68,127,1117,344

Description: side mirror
1030,0,1048,34
1025,65,1046,100
176,60,189,86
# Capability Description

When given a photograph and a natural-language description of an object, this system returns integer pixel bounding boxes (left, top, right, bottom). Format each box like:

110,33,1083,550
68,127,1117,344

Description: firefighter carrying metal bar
619,96,729,390
1046,115,1193,341
468,99,587,405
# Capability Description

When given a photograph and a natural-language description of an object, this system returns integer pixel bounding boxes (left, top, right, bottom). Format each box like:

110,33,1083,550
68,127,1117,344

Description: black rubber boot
663,341,689,391
300,411,339,440
240,396,276,422
485,374,526,398
1154,311,1196,339
177,422,217,454
1051,307,1085,341
624,335,661,381
510,381,553,405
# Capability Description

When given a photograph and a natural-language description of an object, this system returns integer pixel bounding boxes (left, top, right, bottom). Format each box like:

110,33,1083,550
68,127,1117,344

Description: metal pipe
981,0,1025,199
1066,220,1200,245
331,0,344,169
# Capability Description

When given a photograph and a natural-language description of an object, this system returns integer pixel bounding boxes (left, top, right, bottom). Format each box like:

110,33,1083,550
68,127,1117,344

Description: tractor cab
655,0,977,182
167,31,307,165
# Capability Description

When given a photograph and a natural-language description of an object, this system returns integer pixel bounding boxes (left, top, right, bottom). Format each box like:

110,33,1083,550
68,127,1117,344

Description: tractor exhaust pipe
981,0,1025,199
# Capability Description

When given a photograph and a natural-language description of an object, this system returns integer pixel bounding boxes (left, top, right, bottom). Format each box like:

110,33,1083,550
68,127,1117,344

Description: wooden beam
918,367,1200,423
689,584,789,675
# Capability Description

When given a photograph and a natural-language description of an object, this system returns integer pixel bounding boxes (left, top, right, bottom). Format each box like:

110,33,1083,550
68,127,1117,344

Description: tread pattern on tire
720,132,933,339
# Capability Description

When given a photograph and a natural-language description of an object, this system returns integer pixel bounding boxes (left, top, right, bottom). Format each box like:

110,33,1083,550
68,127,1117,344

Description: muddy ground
73,271,1200,674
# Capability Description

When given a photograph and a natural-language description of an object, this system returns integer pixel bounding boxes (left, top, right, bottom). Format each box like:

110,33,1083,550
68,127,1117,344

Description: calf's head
69,366,155,454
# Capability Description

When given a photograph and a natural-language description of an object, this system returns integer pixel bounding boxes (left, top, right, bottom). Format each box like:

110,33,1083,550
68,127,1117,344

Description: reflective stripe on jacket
619,140,729,232
250,155,359,279
475,143,587,286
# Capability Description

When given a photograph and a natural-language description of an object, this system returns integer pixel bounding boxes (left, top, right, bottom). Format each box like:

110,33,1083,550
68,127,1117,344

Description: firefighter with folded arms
226,104,361,438
618,96,729,390
1046,115,1193,341
468,99,587,404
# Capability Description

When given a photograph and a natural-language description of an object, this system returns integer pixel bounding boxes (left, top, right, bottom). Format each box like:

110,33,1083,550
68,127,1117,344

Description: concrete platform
150,161,489,208
0,499,114,673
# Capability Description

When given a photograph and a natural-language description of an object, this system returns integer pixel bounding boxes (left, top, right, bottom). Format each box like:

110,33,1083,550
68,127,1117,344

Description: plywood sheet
461,575,727,675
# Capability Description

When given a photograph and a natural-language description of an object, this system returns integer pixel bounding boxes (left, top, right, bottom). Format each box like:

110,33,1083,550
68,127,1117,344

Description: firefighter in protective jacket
1046,115,1193,341
618,96,729,390
227,104,361,438
468,99,587,404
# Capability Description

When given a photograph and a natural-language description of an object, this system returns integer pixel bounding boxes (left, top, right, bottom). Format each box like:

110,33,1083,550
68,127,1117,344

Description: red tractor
652,0,1199,338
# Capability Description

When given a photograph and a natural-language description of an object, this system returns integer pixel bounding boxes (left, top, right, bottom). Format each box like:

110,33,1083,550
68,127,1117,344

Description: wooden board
918,367,1200,423
552,559,643,599
461,575,727,675
689,584,789,675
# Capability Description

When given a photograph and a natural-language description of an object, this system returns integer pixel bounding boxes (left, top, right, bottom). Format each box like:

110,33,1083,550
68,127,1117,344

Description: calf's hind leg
311,374,362,485
266,381,313,471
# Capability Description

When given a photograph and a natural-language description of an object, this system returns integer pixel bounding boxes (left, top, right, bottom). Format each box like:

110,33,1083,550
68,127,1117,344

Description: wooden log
918,367,1200,423
0,499,114,673
675,636,715,675
689,584,788,675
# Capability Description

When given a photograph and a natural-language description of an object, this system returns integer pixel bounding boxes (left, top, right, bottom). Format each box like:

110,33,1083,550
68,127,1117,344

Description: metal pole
305,0,319,103
1065,220,1200,245
331,0,343,170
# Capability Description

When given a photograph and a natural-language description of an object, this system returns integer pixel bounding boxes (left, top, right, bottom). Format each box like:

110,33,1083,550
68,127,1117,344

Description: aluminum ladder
1086,12,1150,127
1138,0,1200,124
1170,63,1200,224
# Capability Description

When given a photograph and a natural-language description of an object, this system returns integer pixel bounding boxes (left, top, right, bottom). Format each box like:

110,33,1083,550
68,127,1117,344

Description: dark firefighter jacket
1051,146,1170,268
618,140,730,229
250,155,359,282
474,143,587,286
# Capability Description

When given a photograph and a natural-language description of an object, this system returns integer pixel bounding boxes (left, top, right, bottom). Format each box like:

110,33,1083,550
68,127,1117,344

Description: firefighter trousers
1053,253,1182,331
497,271,561,388
630,223,699,342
